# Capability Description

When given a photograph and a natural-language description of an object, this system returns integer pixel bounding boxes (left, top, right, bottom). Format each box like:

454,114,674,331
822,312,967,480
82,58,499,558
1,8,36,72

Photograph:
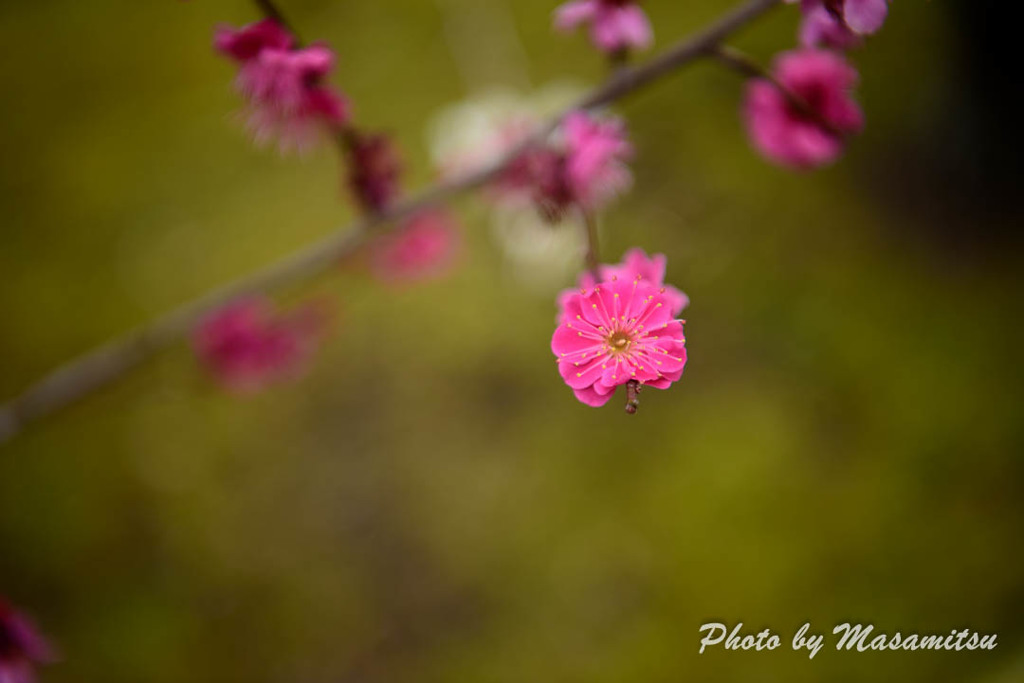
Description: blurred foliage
1,1,1022,682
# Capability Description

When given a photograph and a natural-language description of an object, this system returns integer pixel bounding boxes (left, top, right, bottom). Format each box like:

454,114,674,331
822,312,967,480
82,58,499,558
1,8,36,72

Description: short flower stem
707,44,845,138
580,207,601,282
625,379,642,414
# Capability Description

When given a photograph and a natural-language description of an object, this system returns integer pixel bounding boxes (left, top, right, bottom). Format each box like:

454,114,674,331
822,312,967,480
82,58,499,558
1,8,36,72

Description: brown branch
0,0,782,446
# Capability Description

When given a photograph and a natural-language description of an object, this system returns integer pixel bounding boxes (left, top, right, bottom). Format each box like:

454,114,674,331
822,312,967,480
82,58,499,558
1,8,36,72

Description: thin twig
0,0,782,446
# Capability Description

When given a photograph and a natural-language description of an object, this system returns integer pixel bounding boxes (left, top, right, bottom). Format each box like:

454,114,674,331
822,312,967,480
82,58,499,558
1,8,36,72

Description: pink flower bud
346,132,403,213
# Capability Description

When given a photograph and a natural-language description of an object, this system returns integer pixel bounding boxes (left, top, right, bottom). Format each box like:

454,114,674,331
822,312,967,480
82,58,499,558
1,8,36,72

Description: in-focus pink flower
554,0,653,53
193,298,324,393
552,273,687,407
789,0,890,38
558,248,688,321
0,599,55,683
371,211,461,284
346,131,403,213
215,21,350,152
744,49,864,169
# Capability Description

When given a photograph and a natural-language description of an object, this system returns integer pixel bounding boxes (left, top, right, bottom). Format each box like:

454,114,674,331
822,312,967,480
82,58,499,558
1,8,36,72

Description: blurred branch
0,0,782,446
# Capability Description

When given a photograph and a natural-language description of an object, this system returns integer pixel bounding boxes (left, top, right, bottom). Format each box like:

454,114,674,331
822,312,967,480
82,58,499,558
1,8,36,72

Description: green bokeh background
1,1,1021,681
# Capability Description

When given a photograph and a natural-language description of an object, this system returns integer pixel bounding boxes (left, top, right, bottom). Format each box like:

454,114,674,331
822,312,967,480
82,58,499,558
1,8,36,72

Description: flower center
606,330,633,355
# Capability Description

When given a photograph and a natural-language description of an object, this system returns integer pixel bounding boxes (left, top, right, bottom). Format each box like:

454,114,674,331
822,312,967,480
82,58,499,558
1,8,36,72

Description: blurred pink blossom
554,0,653,53
799,5,862,49
552,273,687,407
215,21,349,152
371,211,461,284
563,111,634,209
193,298,325,393
0,599,55,683
744,49,863,169
533,111,633,218
838,0,890,34
789,0,890,38
214,18,294,61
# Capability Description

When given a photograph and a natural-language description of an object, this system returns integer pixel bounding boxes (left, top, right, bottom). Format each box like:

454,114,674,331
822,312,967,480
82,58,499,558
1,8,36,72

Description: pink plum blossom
552,273,687,407
799,5,862,49
837,0,890,34
533,111,633,218
236,46,349,152
744,49,864,169
214,19,294,61
193,298,324,393
215,21,350,152
789,0,890,39
554,0,653,54
434,106,631,220
558,248,688,322
563,111,634,208
371,211,461,284
427,84,585,210
0,599,55,683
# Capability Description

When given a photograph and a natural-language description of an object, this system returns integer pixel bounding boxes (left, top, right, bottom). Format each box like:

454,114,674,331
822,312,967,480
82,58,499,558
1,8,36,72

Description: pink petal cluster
552,266,687,407
744,49,864,169
0,599,55,683
563,111,634,209
798,5,862,49
214,17,293,59
532,111,634,219
558,248,688,321
371,211,461,284
193,298,324,393
790,0,889,48
346,131,403,213
554,0,653,54
215,20,349,152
